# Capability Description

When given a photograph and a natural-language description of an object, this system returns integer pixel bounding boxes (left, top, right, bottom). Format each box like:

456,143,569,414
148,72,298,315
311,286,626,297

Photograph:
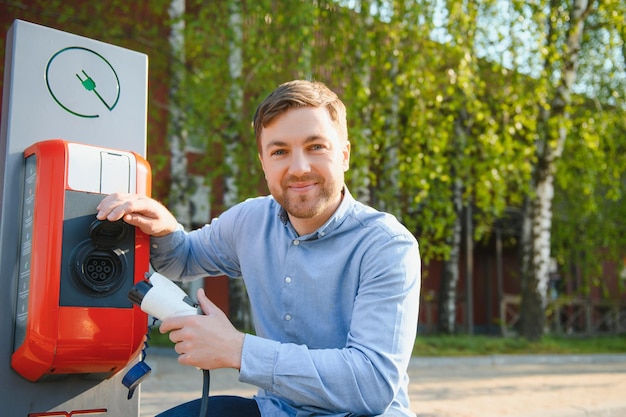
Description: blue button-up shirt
150,188,420,416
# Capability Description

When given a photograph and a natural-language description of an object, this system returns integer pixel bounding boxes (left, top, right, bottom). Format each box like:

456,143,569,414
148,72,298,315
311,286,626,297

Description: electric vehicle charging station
0,20,150,416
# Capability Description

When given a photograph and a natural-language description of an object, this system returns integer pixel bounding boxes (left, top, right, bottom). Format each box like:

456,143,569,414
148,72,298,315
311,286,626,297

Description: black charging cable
196,306,210,417
200,369,210,417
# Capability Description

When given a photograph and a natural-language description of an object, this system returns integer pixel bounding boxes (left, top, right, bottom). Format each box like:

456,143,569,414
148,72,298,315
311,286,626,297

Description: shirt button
293,240,300,246
285,314,292,321
151,243,158,249
285,277,292,283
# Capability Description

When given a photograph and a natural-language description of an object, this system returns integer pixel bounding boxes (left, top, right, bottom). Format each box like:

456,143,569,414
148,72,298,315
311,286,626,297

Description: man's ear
342,141,351,172
258,153,267,179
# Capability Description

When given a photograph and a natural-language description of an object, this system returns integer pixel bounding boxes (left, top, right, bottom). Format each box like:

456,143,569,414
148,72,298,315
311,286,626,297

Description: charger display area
0,20,150,416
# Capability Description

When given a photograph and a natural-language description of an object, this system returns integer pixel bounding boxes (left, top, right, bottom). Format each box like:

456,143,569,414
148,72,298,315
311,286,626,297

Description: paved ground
139,349,626,417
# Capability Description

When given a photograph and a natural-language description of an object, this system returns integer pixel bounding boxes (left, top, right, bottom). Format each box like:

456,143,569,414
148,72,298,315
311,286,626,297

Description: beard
271,173,341,220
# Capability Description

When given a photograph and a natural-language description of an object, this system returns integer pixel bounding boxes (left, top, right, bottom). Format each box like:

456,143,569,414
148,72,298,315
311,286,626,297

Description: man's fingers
197,288,219,316
96,194,177,236
159,316,185,334
96,193,137,221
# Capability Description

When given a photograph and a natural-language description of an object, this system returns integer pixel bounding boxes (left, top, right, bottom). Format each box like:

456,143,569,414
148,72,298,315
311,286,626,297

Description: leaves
4,0,624,294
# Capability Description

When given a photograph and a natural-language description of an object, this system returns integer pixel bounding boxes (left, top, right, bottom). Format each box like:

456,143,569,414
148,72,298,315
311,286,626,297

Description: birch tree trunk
167,0,192,229
223,0,253,331
520,0,592,340
438,177,463,333
223,0,242,208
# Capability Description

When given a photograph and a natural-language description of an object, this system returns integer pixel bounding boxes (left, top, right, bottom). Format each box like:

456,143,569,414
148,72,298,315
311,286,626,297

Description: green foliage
552,105,626,295
2,0,625,306
547,0,626,298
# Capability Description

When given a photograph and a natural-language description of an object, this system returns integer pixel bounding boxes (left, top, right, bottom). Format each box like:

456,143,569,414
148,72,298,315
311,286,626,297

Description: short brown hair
253,80,348,154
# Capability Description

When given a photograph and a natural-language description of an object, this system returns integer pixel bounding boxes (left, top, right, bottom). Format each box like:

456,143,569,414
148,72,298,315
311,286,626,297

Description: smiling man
97,80,421,417
258,102,350,235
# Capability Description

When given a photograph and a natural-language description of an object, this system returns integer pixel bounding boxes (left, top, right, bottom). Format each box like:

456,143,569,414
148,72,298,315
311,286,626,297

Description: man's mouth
288,182,317,193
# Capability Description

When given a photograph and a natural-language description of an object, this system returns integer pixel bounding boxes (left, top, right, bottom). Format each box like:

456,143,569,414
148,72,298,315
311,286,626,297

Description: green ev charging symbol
45,46,121,118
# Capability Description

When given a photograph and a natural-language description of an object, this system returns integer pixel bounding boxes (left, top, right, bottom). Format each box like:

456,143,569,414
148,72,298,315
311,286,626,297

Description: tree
515,0,619,340
551,2,626,306
167,0,193,229
391,0,533,334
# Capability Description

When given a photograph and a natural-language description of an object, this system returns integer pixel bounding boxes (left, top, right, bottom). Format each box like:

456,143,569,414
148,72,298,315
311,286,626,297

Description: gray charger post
0,20,148,416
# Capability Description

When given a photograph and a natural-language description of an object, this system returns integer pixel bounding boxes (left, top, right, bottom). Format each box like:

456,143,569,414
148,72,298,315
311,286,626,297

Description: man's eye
310,144,325,150
271,149,286,156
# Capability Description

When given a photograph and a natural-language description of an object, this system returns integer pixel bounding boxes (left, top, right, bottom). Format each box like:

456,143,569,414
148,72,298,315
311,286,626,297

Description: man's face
258,106,350,232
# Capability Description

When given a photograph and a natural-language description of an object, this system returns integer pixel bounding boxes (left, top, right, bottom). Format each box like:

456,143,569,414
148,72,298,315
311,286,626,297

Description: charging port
85,255,115,283
74,249,125,294
60,194,136,306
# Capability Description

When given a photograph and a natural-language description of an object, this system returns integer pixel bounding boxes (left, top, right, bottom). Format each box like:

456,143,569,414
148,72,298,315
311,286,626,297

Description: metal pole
465,205,474,335
496,225,504,335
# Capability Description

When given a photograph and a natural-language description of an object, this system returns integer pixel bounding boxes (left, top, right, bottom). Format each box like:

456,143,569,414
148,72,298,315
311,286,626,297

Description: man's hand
96,193,178,237
161,288,245,371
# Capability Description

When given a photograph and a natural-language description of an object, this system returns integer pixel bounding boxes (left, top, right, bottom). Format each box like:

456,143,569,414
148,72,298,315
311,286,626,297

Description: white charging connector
131,272,198,320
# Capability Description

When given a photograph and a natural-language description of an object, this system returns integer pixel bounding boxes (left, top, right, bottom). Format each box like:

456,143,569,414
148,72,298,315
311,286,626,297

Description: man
97,80,420,416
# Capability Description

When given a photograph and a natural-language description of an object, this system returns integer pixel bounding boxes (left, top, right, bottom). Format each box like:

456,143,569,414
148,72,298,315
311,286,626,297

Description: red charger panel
11,139,151,382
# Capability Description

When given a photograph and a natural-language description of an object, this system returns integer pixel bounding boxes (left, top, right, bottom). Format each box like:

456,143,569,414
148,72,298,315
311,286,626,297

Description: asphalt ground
139,349,626,417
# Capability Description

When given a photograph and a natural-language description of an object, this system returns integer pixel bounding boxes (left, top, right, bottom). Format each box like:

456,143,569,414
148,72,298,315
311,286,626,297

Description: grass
149,325,626,357
412,334,626,357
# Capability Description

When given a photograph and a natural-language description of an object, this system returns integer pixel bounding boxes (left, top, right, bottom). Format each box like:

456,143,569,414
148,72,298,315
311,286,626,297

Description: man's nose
288,151,311,176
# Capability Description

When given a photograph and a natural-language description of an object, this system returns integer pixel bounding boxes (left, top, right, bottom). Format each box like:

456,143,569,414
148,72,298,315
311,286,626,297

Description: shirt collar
277,186,354,240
